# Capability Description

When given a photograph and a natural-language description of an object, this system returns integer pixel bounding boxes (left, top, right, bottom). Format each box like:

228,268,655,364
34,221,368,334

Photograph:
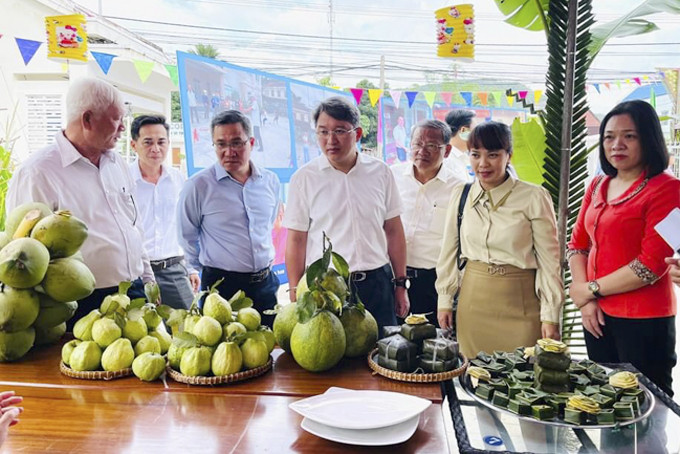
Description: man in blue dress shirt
178,110,281,326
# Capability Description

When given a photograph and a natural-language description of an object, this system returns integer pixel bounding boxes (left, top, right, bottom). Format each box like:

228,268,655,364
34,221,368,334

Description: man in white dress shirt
129,115,199,309
283,96,409,333
391,120,466,326
6,77,153,328
444,109,475,183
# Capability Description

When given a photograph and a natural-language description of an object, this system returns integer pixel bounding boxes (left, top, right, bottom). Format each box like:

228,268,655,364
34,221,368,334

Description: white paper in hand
654,207,680,253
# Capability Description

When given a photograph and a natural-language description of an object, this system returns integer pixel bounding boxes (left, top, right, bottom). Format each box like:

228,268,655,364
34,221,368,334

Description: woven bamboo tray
368,348,468,383
60,361,133,380
166,355,273,385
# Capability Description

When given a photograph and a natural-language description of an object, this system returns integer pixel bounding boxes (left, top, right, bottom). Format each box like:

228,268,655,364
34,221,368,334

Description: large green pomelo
101,338,135,371
33,295,77,329
290,311,346,372
0,327,35,362
272,303,298,353
42,257,96,303
320,269,349,301
5,202,52,238
34,322,67,346
30,211,88,258
0,287,40,332
0,238,50,288
339,306,378,358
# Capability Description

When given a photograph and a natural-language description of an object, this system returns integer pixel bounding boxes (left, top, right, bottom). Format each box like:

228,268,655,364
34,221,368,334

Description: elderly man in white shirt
6,77,154,328
391,119,466,326
129,115,199,309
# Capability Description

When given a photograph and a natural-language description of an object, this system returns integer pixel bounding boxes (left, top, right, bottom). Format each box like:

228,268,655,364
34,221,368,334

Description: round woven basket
166,355,273,385
60,361,133,380
367,349,468,383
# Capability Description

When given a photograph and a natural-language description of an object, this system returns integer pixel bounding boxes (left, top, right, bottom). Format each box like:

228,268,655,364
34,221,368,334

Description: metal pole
558,0,579,270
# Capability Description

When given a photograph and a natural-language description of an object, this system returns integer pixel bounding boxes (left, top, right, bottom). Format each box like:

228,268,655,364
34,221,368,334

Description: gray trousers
153,263,194,309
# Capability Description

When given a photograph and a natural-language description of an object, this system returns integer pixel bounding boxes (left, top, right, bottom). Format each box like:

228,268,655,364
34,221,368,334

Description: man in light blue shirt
178,110,281,326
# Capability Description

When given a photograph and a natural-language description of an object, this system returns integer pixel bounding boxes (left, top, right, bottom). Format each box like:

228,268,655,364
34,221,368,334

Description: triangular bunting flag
492,91,503,107
643,75,649,81
165,64,179,87
616,81,621,89
349,88,364,105
460,91,472,107
441,92,453,106
368,89,383,107
423,91,436,107
332,86,341,90
650,87,656,108
633,77,641,85
593,83,600,94
91,51,116,75
625,78,632,86
534,90,543,105
15,38,41,65
506,95,515,107
518,91,528,100
133,60,155,83
477,92,488,106
405,91,418,108
604,83,611,90
389,90,402,109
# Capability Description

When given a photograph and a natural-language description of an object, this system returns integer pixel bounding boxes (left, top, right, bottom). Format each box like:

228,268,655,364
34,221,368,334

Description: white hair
65,78,123,124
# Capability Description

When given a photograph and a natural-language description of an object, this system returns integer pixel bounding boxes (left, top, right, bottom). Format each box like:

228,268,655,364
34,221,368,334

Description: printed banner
45,14,88,62
435,4,474,60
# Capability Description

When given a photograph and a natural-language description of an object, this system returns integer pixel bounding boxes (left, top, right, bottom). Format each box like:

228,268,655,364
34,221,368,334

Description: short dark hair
598,100,668,178
468,121,512,156
131,115,169,141
313,96,360,127
412,119,452,144
211,110,252,137
444,110,475,135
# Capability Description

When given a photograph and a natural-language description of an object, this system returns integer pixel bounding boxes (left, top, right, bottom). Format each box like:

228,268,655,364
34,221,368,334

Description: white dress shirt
283,153,402,271
130,160,196,274
391,162,466,269
6,131,153,288
445,145,473,183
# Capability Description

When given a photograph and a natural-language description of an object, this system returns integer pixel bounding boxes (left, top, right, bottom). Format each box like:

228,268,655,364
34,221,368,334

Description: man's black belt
406,266,436,279
203,266,271,283
150,256,184,272
349,263,391,282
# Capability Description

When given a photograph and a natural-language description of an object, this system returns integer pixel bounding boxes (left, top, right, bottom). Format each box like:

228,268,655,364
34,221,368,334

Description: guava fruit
134,335,161,356
211,341,243,376
69,340,102,371
5,202,52,238
149,327,172,354
42,257,96,303
168,343,189,371
61,339,82,365
0,327,35,362
100,294,130,316
319,269,349,301
240,338,269,369
183,314,201,334
30,210,88,258
0,286,40,332
272,303,298,353
91,317,122,349
34,322,67,346
339,306,378,358
291,311,346,372
0,238,50,288
180,346,212,376
191,316,222,346
236,307,261,331
203,293,232,325
122,317,148,345
33,296,77,329
101,338,135,371
223,322,247,341
0,232,10,251
142,307,162,329
132,352,166,381
73,309,102,341
258,327,276,353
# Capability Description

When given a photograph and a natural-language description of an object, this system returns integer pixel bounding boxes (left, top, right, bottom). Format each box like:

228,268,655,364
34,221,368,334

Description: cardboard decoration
435,4,474,60
45,14,88,62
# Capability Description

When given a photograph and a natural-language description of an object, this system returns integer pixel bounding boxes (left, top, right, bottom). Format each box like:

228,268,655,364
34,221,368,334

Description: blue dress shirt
178,161,280,273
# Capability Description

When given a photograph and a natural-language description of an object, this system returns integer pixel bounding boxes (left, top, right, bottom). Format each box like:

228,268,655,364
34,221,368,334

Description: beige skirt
456,261,541,358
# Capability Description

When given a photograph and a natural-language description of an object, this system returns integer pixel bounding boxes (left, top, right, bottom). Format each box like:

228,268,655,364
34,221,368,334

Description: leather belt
203,266,271,284
150,256,184,272
349,264,391,282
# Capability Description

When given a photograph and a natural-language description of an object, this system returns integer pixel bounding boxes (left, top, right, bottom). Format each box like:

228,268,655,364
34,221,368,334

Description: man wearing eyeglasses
178,110,281,327
391,120,467,327
6,78,154,328
130,115,199,310
283,96,409,333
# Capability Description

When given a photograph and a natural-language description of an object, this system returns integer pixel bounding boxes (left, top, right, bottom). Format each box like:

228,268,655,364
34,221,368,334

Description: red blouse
568,171,680,319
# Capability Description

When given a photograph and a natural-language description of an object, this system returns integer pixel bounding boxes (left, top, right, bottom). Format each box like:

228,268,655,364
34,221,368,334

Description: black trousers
69,278,146,331
585,313,676,397
397,267,438,327
349,264,397,336
200,266,279,328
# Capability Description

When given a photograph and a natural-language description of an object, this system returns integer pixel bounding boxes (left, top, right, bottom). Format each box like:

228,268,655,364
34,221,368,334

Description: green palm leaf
493,0,550,33
510,117,547,185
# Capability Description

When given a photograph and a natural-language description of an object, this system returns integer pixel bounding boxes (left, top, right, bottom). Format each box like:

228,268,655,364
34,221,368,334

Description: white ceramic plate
289,388,431,430
301,414,420,446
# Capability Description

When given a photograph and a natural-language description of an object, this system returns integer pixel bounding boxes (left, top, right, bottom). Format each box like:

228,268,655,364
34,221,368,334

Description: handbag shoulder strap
456,183,472,270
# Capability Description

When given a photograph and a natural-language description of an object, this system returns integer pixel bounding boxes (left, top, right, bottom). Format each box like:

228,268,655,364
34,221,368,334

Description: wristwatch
392,276,411,289
587,280,603,298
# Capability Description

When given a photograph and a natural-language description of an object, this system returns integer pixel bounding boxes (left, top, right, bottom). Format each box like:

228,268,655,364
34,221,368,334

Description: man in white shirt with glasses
283,96,409,333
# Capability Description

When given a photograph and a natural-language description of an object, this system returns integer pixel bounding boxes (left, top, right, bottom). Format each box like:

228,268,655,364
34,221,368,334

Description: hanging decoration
91,52,116,75
45,14,88,62
405,91,419,108
368,89,383,107
435,4,475,60
349,88,364,105
165,64,179,87
15,38,42,65
133,59,155,83
389,90,403,109
441,92,453,106
423,91,436,107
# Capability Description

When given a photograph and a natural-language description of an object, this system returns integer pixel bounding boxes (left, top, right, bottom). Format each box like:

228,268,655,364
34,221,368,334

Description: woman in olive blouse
436,121,562,358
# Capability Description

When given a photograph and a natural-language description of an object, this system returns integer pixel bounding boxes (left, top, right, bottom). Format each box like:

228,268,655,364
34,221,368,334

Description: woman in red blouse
568,100,680,397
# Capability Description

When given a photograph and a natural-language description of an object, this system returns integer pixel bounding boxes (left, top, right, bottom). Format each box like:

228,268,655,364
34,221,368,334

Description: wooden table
0,343,452,453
